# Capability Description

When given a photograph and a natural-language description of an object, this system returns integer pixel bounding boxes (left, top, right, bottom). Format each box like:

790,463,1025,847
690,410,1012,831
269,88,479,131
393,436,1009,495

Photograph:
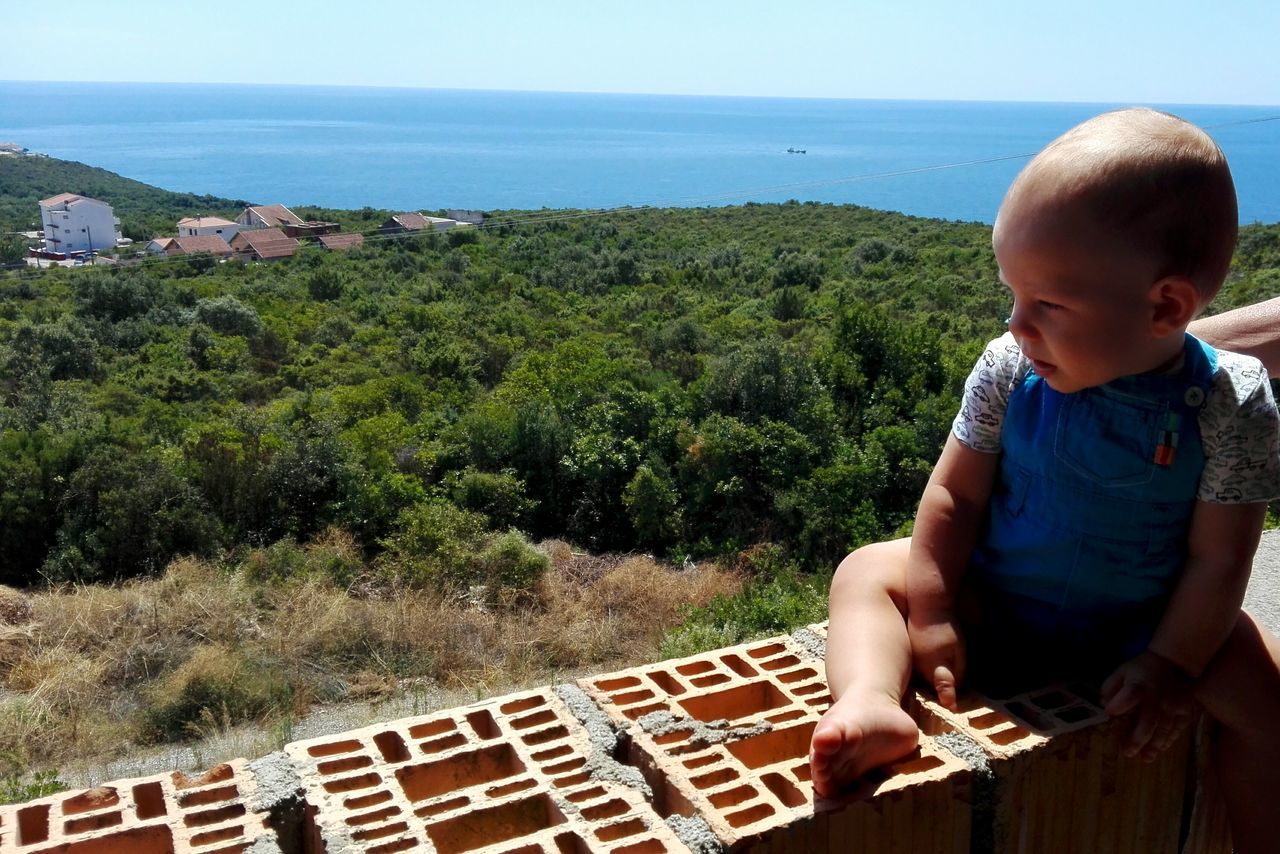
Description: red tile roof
391,213,430,232
230,228,299,259
243,204,303,228
40,192,109,208
170,236,234,257
318,232,365,250
177,216,236,228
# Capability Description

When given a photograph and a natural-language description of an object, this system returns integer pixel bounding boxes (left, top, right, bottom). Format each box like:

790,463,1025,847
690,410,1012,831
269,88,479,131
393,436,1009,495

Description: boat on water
786,147,807,154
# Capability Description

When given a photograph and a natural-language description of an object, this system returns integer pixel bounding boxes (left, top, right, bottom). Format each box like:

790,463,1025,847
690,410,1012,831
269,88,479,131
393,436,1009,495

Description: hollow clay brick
580,635,972,853
0,759,279,854
1179,719,1232,854
283,686,689,854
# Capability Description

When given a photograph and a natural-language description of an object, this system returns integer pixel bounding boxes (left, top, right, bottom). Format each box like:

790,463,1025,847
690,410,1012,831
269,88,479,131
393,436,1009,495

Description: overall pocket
1054,391,1162,488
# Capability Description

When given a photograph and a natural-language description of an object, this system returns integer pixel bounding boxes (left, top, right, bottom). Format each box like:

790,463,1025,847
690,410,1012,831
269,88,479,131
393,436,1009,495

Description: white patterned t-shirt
951,332,1280,503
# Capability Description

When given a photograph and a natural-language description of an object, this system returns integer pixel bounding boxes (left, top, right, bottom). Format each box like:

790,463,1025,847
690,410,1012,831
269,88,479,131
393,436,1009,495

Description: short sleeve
951,332,1028,453
1197,351,1280,503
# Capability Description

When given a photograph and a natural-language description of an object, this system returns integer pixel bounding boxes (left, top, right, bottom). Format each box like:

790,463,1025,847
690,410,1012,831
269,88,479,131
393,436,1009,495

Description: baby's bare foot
809,692,919,799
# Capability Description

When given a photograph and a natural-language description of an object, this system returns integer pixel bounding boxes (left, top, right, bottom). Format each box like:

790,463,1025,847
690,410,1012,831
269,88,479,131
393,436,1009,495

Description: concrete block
0,759,280,853
282,686,690,854
580,636,972,853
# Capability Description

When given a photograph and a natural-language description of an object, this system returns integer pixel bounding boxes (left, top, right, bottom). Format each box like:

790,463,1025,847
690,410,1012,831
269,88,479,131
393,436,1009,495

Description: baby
809,108,1280,850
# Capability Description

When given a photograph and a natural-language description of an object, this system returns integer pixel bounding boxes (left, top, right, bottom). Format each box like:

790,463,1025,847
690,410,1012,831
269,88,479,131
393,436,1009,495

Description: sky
3,0,1278,105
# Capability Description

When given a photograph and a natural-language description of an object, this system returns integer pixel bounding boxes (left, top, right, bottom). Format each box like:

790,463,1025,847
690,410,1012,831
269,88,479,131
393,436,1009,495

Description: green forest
1,155,1278,776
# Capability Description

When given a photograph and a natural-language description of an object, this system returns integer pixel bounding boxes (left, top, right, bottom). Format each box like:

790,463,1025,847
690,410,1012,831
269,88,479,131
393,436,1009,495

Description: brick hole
353,821,410,843
64,810,123,835
622,702,667,720
521,724,569,746
504,847,541,854
173,765,234,788
707,784,756,808
53,825,173,853
178,783,238,808
682,753,718,769
420,732,468,754
1065,681,1101,704
766,710,806,725
1054,704,1097,724
594,676,642,692
346,805,401,826
678,680,789,722
500,695,548,715
653,729,693,746
725,721,817,769
318,755,374,776
761,772,806,808
552,771,593,789
646,669,684,696
889,753,944,776
17,804,50,845
486,778,537,799
758,654,800,672
369,840,419,854
967,710,1007,729
689,767,739,789
183,802,246,828
465,709,501,740
426,793,566,854
804,696,830,708
307,738,363,758
613,688,656,706
791,683,825,696
530,744,573,762
747,643,787,659
397,742,526,802
725,802,775,828
62,787,119,815
202,843,251,854
374,730,412,763
133,781,167,820
791,762,812,782
613,840,666,854
675,660,715,676
988,725,1033,745
321,772,381,794
189,826,245,848
345,790,393,810
511,709,558,730
408,719,456,740
1029,690,1070,709
951,695,993,714
580,799,630,821
413,795,468,819
688,673,731,689
720,654,757,678
1003,701,1052,730
544,757,586,775
777,667,817,684
554,830,592,853
565,785,608,803
594,817,646,841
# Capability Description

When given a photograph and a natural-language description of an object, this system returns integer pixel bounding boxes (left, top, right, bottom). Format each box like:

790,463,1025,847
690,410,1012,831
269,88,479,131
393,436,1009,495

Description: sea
2,81,1278,224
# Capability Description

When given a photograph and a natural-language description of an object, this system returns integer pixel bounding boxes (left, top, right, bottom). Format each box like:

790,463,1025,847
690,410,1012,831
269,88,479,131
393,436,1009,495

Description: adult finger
1104,681,1141,718
1125,700,1160,758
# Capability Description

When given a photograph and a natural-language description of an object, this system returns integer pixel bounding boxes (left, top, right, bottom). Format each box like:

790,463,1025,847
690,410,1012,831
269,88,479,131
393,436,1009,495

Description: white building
38,193,122,254
176,216,240,241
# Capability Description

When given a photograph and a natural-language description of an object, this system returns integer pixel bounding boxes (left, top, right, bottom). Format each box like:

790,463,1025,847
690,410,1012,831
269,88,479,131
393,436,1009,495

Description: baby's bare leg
1192,611,1280,854
809,538,919,798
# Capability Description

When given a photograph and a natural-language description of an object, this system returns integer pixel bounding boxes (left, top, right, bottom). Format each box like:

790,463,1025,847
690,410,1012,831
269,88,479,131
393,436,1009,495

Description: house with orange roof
229,228,300,261
148,235,234,259
38,193,121,254
318,232,365,251
380,212,458,234
236,204,304,231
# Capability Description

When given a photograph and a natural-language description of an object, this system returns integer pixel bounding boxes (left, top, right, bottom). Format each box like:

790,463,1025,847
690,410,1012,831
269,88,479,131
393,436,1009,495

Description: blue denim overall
968,334,1217,686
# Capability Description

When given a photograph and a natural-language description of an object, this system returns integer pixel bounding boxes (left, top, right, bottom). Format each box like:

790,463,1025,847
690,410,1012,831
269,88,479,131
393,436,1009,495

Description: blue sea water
1,81,1277,224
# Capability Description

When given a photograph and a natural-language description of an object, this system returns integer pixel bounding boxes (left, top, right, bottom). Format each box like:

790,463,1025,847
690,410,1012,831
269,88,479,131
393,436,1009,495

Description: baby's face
993,191,1171,393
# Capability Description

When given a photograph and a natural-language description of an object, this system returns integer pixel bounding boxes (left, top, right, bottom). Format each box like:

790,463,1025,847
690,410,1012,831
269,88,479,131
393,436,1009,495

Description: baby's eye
1037,300,1063,311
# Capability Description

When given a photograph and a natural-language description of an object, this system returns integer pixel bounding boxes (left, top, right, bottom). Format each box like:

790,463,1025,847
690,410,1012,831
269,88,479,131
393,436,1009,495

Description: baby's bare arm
1149,500,1268,677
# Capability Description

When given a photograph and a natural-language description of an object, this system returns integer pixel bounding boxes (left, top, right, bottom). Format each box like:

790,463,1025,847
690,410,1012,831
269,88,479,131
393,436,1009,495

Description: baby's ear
1148,276,1201,336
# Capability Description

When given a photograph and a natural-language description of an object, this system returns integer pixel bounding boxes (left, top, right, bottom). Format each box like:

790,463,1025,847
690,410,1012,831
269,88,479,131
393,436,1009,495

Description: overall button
1184,386,1205,407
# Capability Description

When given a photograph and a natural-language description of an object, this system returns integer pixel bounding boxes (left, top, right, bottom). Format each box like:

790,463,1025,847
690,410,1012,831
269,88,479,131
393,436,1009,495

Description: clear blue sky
4,0,1278,105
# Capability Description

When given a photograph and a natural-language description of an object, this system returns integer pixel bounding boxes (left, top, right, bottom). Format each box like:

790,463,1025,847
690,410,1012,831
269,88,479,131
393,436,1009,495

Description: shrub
476,531,550,593
141,644,292,742
378,498,488,587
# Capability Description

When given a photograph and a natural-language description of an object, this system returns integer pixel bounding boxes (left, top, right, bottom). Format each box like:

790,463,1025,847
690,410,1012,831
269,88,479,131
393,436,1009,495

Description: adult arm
1190,297,1280,375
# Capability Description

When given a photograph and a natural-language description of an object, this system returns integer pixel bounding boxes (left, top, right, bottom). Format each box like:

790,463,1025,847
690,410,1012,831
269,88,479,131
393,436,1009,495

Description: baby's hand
907,609,966,711
1100,650,1196,762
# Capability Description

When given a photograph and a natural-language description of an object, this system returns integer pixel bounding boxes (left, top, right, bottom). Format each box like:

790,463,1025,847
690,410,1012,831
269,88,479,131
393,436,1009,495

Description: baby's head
993,108,1237,391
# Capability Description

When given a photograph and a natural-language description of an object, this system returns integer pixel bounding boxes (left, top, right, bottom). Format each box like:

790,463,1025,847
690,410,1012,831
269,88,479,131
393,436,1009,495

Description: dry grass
0,535,741,772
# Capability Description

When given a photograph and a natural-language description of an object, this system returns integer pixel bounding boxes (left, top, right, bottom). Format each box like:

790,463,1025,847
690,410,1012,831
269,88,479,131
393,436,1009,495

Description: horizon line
2,78,1278,110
